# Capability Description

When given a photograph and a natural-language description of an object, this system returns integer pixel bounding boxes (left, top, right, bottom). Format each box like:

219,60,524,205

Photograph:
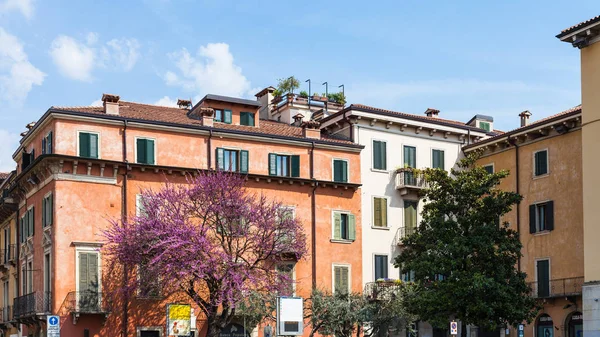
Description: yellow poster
167,304,191,337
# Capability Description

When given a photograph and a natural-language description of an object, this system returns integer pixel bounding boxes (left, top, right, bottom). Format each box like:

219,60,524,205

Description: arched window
566,312,583,337
536,314,554,337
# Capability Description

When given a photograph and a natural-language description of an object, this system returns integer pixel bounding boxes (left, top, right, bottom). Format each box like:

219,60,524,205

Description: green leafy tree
362,282,419,337
394,152,537,331
307,289,367,337
277,76,300,94
327,92,346,105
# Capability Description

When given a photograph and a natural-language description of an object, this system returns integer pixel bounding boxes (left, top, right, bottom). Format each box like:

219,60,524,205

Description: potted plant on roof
297,90,308,102
271,89,283,104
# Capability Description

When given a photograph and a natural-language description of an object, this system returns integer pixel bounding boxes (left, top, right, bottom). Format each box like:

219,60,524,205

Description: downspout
508,136,521,272
121,120,129,337
208,129,213,169
310,141,317,288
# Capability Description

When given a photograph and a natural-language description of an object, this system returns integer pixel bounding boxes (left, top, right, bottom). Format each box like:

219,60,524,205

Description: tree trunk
207,319,224,337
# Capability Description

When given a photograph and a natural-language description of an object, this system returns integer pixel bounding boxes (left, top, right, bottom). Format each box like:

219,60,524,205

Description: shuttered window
333,159,348,183
333,265,350,294
79,252,99,294
529,201,554,233
536,259,550,298
42,194,53,227
223,110,232,124
483,164,494,174
479,121,491,131
534,150,548,176
268,154,299,177
432,149,445,170
216,148,249,173
79,132,99,159
333,212,356,241
214,109,223,122
136,138,156,165
373,140,387,170
42,132,53,155
240,112,255,126
374,255,388,280
404,201,418,229
373,197,388,228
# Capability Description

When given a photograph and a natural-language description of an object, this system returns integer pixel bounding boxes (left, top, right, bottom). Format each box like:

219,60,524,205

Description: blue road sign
47,315,60,337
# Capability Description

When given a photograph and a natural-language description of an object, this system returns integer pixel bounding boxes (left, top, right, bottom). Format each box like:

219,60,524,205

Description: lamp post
322,81,328,114
338,84,344,98
305,79,311,109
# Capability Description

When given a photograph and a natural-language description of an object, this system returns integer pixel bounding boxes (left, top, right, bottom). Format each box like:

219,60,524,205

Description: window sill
532,230,552,236
330,239,354,244
533,173,549,180
370,168,388,174
371,226,390,231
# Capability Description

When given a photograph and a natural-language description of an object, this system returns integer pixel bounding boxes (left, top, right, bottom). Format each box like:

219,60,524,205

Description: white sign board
47,315,60,337
277,297,304,336
450,321,458,335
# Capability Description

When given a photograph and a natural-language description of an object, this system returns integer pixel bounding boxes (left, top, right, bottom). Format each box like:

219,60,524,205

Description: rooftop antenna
322,81,328,115
305,79,311,110
338,84,345,105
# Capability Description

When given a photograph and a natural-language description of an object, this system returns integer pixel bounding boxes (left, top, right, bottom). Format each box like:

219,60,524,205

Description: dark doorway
140,331,160,337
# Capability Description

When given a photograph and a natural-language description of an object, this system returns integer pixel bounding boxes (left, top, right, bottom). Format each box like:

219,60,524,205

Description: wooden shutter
334,266,342,293
546,201,554,231
136,139,146,164
373,141,382,169
79,133,90,158
146,140,155,165
248,113,255,126
535,151,548,175
373,198,382,227
342,161,348,182
240,150,249,173
80,253,99,293
340,267,349,294
381,198,387,227
529,204,536,233
269,154,277,176
48,194,53,226
433,150,444,169
216,148,224,170
380,142,387,170
224,110,232,124
404,201,417,229
42,197,46,227
89,133,99,158
404,146,416,168
291,155,300,177
29,207,34,237
333,212,341,239
348,214,356,240
19,218,23,243
42,138,47,155
537,260,550,297
48,132,53,154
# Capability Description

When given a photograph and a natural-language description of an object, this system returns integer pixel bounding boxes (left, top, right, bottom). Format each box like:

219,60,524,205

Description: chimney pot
519,110,532,127
425,108,440,118
102,93,120,115
177,99,192,109
301,120,321,139
292,113,305,126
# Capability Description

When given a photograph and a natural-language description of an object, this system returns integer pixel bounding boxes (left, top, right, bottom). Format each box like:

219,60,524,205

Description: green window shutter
30,207,34,237
380,141,386,170
240,150,249,174
42,138,46,155
546,201,554,231
269,154,277,176
291,155,300,177
333,161,340,182
248,113,255,126
373,197,381,227
404,201,417,229
381,198,387,227
348,214,356,240
433,150,445,169
48,194,53,226
89,133,99,158
42,197,46,227
340,267,349,294
333,212,342,239
342,161,348,182
19,218,23,243
136,139,146,164
240,112,247,125
224,110,232,124
216,148,224,170
334,266,342,293
404,146,416,168
146,139,155,165
529,204,536,233
89,253,99,292
535,151,548,176
79,133,90,158
537,260,550,297
79,253,88,292
373,141,381,169
48,131,53,154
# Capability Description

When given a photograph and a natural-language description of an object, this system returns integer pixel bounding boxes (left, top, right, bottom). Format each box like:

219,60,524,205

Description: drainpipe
508,136,521,272
121,120,129,337
208,129,213,169
310,142,317,288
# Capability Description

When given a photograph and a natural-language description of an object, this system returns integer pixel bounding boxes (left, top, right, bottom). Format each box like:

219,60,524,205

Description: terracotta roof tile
559,15,600,36
350,103,472,127
0,173,8,180
51,101,355,145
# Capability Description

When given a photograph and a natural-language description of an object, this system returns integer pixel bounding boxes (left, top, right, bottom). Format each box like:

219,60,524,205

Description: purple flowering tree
104,171,308,337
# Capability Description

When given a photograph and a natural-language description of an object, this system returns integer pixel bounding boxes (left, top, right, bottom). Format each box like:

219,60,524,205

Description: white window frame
74,245,103,295
331,158,350,182
136,327,164,337
76,130,101,159
483,163,495,173
331,210,353,241
430,147,446,170
533,149,549,178
276,262,297,296
331,263,351,294
134,136,157,165
371,196,389,229
373,254,389,280
371,138,388,172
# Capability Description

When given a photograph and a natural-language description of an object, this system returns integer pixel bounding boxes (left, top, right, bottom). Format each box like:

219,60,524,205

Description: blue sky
0,0,596,171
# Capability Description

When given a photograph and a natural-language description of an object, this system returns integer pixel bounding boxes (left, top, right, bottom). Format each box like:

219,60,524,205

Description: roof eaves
557,15,600,38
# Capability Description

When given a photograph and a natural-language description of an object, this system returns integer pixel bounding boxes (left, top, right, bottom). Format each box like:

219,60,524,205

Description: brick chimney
188,107,215,127
425,108,440,118
102,94,120,115
519,110,532,127
177,99,192,109
301,120,321,139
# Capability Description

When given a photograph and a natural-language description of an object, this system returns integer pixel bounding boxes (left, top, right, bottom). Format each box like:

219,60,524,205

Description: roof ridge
51,105,101,109
120,100,187,110
350,103,469,126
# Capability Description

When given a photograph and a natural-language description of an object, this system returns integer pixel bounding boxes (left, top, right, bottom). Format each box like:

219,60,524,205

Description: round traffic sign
49,316,59,325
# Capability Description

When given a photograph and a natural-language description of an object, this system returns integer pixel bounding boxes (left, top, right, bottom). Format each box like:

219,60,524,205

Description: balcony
395,168,427,195
528,277,584,299
395,227,416,246
364,281,403,301
65,291,110,324
13,292,51,319
1,244,16,268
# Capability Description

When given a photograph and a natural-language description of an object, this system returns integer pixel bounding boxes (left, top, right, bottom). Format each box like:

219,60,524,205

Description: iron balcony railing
13,292,51,318
395,168,427,191
364,281,404,301
1,306,11,322
528,277,584,299
395,226,416,245
65,291,109,314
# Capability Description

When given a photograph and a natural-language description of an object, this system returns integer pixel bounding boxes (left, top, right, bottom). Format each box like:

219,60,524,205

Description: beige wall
581,41,600,282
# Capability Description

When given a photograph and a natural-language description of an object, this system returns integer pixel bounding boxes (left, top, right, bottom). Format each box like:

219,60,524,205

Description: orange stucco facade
0,96,363,337
468,111,583,337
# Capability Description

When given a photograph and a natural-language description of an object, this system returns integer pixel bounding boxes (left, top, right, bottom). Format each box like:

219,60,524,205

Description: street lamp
322,82,328,114
305,79,311,108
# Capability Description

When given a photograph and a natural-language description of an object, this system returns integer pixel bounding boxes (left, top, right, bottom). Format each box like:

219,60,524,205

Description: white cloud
154,96,178,107
165,43,252,98
0,0,34,19
0,27,45,105
50,34,141,82
50,35,96,82
90,99,102,106
0,129,18,172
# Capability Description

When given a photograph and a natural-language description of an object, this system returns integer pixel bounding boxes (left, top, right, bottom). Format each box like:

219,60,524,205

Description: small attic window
479,121,491,132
